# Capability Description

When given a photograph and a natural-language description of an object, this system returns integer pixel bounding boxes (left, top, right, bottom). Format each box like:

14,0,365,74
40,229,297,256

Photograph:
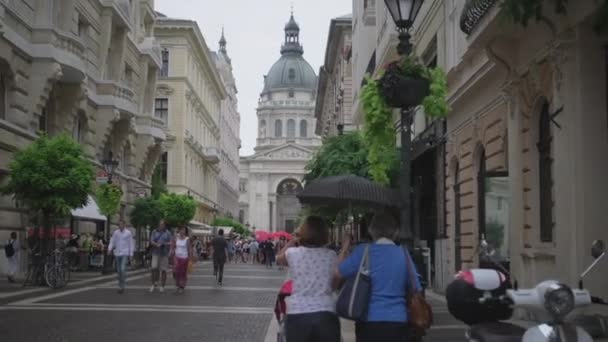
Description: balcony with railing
460,0,498,35
138,36,162,68
96,80,138,115
203,147,220,164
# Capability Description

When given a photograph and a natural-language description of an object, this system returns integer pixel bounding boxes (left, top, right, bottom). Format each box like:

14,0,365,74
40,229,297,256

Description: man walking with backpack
4,232,20,283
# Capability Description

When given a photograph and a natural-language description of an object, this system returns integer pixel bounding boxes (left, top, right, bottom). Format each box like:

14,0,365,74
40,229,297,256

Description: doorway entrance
275,179,302,233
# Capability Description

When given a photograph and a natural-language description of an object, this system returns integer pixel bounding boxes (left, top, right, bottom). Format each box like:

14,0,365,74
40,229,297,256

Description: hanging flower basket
378,66,430,108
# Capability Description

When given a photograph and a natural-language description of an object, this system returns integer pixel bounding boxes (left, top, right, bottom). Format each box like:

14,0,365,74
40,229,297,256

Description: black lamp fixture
383,0,425,248
102,151,119,184
384,0,424,56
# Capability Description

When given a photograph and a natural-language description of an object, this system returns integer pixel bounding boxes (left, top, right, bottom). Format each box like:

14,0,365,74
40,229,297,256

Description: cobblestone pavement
0,261,468,342
0,261,286,342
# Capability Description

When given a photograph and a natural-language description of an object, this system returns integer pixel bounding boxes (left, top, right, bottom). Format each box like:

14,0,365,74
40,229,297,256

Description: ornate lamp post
101,152,118,274
383,0,424,247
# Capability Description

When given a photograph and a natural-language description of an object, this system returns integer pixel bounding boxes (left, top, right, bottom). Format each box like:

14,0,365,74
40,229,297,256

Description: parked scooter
446,240,606,342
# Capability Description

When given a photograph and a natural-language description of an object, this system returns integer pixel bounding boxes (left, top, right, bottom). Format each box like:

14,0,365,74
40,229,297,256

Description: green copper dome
263,13,316,93
263,54,316,92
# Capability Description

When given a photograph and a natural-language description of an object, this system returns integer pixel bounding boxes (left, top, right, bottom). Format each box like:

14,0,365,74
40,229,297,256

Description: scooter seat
469,322,525,342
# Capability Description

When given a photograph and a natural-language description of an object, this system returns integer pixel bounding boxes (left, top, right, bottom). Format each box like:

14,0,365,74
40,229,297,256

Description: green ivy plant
96,183,123,217
361,78,397,185
360,56,448,184
492,0,608,33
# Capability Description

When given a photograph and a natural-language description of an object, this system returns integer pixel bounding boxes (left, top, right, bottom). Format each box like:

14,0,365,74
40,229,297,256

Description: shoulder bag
336,245,371,321
403,246,433,334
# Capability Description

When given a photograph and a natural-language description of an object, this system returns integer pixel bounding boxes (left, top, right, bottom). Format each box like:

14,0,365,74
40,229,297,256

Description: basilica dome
263,55,316,92
263,14,317,93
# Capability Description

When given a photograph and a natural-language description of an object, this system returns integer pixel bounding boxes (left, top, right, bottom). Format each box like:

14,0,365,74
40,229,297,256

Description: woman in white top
276,216,341,342
170,226,193,293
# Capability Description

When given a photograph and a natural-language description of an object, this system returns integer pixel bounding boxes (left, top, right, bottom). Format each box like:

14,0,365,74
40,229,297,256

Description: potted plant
359,56,448,184
378,56,431,108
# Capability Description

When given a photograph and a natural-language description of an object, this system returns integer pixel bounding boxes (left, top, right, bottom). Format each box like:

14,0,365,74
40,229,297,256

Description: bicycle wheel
45,266,68,289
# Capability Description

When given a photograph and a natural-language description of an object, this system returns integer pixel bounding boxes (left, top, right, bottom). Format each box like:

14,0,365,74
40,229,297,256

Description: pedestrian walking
3,232,20,283
149,219,173,293
191,236,203,260
170,226,193,294
249,240,259,264
332,211,422,342
263,239,275,268
107,220,134,294
276,216,341,342
243,241,250,263
276,237,286,271
211,229,228,285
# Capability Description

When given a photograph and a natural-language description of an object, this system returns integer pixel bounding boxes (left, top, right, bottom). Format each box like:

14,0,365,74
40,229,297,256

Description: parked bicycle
22,249,70,289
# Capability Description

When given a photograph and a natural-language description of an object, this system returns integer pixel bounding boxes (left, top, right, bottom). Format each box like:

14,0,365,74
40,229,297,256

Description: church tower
254,12,320,152
239,13,321,233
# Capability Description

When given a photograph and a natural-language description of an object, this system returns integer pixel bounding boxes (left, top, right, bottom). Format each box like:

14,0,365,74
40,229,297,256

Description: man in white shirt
107,220,134,294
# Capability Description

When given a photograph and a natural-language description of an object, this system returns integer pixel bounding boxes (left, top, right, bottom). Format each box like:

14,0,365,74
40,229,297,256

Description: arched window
259,119,266,137
274,119,282,137
300,120,307,137
122,144,131,175
72,111,87,143
287,119,295,138
538,100,553,242
477,146,486,241
453,161,461,272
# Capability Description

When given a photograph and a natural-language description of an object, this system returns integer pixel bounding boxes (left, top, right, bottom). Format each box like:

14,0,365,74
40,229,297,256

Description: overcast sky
155,0,352,156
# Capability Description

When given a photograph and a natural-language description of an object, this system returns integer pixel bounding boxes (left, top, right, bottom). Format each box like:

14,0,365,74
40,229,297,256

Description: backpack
4,240,15,258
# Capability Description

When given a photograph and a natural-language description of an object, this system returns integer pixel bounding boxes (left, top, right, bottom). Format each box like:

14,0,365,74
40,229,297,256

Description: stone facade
0,0,164,250
154,17,225,224
214,31,241,219
239,13,321,232
445,0,608,300
315,15,354,137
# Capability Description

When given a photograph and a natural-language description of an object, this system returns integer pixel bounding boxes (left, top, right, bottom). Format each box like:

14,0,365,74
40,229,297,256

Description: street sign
96,169,108,184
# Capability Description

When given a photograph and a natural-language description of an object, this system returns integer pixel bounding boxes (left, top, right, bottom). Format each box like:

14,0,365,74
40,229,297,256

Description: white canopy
71,195,107,222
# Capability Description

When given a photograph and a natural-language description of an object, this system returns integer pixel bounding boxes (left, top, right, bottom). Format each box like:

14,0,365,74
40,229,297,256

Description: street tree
0,134,94,253
212,216,247,236
129,196,162,248
158,193,196,228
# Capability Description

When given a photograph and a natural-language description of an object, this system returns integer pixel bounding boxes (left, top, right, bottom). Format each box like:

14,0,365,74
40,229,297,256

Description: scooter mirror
591,240,605,259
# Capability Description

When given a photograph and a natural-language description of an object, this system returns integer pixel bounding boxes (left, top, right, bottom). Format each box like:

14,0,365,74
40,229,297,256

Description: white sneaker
159,286,165,293
149,285,156,293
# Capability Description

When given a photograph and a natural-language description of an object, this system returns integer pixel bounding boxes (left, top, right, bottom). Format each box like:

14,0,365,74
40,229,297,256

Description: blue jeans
115,255,128,289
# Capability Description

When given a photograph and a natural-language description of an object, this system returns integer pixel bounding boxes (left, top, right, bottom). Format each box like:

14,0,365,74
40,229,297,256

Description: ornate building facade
315,15,354,137
214,31,241,219
239,13,321,232
0,0,165,262
154,16,225,225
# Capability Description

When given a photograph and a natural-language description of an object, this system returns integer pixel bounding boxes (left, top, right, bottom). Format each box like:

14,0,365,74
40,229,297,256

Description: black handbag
336,245,371,321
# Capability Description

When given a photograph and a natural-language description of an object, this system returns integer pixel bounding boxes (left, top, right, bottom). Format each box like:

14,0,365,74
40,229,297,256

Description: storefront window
481,172,510,267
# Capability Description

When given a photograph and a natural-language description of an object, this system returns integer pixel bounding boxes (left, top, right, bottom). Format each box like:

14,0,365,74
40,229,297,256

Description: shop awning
72,195,106,222
188,220,205,227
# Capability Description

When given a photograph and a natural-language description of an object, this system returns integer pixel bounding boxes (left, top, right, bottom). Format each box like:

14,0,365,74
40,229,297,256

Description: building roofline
155,19,227,99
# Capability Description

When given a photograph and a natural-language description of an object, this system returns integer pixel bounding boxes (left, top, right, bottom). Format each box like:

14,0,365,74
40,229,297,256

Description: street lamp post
383,0,424,248
101,152,118,274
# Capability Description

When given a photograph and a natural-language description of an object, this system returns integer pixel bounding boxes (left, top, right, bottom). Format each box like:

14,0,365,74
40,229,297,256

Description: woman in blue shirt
333,211,422,342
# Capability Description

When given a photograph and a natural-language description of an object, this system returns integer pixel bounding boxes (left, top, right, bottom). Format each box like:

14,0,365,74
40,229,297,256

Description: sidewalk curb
264,315,280,342
0,268,149,300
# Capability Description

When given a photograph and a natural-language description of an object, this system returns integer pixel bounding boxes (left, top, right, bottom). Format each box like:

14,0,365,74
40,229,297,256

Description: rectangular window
538,101,554,242
154,98,168,126
160,49,169,77
0,73,5,120
39,108,47,133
